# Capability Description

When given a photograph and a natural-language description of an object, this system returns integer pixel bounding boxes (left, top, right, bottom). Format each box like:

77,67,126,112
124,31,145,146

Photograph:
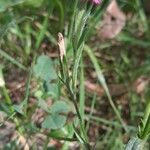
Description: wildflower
91,0,101,5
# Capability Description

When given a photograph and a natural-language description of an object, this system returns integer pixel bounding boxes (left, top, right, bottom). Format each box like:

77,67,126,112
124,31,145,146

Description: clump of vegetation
0,0,150,149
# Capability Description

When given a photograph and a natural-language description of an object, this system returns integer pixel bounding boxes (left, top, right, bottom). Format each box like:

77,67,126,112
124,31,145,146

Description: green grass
0,0,150,149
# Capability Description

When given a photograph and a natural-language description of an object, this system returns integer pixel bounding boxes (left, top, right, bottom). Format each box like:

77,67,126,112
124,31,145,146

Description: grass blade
84,45,128,132
0,49,26,70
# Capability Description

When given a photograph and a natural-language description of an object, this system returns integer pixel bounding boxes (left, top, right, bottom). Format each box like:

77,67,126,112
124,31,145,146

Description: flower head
91,0,101,5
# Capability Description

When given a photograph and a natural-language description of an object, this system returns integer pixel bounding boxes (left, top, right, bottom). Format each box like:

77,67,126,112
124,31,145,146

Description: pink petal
91,0,101,5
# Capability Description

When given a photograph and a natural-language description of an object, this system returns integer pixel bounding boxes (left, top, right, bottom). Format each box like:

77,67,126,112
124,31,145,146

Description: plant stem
79,58,85,124
66,82,89,144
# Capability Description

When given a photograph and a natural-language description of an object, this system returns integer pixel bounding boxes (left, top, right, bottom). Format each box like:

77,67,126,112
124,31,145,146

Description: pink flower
91,0,101,5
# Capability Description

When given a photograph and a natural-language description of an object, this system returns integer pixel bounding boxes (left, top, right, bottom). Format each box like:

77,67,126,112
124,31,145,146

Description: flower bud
57,32,66,62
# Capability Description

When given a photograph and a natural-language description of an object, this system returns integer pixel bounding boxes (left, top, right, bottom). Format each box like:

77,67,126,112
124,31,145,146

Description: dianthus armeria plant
56,0,126,149
56,0,102,149
57,3,92,150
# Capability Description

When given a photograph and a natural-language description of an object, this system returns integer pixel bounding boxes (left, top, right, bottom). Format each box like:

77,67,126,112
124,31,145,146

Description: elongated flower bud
57,33,66,62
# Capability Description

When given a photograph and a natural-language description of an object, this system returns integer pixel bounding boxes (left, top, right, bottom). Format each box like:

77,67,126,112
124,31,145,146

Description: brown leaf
133,76,150,94
85,80,105,96
85,80,127,97
99,0,126,39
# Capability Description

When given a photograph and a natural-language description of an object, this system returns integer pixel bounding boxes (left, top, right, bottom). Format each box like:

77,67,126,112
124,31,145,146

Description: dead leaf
133,76,150,94
85,80,127,97
17,135,30,150
99,0,126,39
85,80,105,96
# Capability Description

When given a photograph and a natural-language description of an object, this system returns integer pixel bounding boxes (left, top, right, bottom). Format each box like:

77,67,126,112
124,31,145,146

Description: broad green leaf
42,113,67,130
42,101,70,129
125,137,143,150
50,101,69,114
33,55,57,81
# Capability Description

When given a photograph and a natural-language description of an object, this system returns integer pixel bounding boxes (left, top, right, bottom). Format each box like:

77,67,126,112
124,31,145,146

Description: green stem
79,58,85,124
66,82,89,144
